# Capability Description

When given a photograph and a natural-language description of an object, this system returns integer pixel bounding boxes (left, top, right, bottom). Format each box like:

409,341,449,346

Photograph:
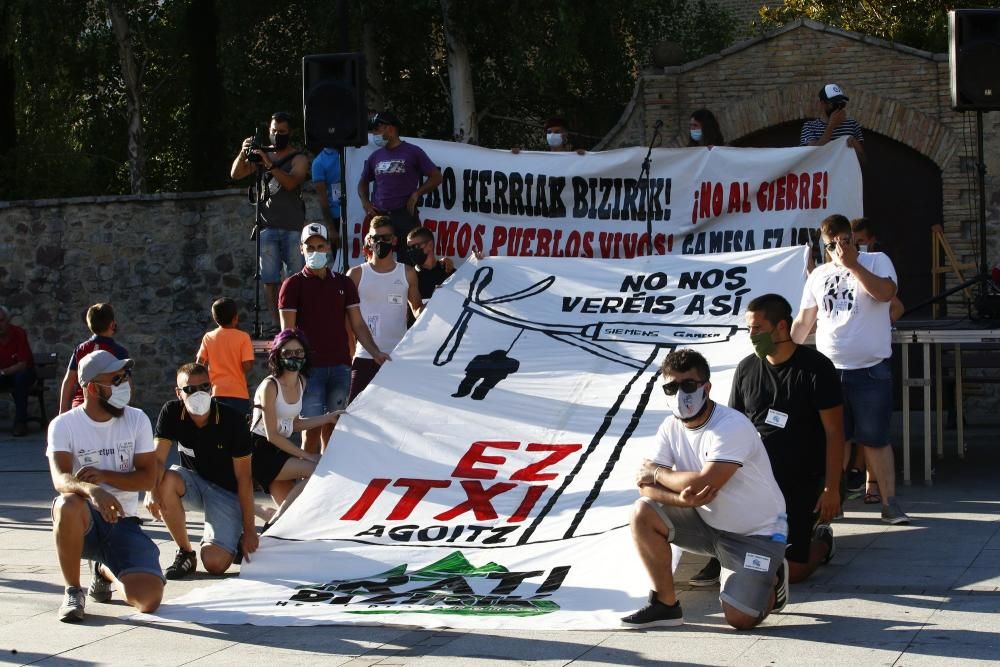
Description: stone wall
601,19,1000,297
0,189,327,421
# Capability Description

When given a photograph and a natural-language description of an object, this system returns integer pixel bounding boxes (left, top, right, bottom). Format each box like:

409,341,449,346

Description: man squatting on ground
148,363,259,580
622,349,788,630
47,351,164,622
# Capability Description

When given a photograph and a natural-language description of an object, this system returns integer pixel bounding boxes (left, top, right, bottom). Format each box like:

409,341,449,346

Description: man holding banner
624,349,788,630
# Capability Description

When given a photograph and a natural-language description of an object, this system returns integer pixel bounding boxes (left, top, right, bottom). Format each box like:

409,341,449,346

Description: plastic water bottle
771,512,788,544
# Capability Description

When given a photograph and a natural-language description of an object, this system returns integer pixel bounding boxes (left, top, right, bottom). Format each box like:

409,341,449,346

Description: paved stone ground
1,418,998,666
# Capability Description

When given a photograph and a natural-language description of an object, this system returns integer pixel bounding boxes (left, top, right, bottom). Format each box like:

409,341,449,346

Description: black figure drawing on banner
433,264,739,545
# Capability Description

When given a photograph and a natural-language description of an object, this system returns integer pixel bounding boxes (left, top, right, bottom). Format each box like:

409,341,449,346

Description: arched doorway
733,120,942,319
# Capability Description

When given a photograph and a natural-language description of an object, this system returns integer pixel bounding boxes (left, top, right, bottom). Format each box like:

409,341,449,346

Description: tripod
249,163,270,339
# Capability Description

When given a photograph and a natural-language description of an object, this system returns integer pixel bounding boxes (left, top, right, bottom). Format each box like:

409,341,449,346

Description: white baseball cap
300,223,329,244
819,84,849,102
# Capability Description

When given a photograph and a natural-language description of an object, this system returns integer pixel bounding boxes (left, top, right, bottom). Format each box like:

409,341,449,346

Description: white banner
343,138,862,263
145,245,809,629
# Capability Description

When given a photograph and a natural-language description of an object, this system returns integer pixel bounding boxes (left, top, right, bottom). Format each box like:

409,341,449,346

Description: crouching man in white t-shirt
622,349,788,630
46,350,163,623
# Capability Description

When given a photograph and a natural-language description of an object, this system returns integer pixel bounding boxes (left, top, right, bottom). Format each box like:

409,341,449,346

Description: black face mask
406,246,427,266
374,241,394,259
271,132,290,149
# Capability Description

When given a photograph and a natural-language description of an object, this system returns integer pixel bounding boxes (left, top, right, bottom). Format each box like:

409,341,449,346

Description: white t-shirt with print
647,404,785,537
46,406,155,517
800,251,896,370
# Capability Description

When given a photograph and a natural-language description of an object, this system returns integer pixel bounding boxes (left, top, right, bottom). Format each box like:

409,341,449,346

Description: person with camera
357,111,442,261
799,84,866,166
231,111,311,334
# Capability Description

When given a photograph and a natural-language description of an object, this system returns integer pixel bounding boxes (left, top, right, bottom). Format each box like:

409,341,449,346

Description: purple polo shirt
360,141,437,211
278,268,360,367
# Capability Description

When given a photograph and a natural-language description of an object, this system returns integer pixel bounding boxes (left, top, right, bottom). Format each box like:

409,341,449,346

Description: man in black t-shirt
405,226,455,301
690,294,844,587
147,363,258,579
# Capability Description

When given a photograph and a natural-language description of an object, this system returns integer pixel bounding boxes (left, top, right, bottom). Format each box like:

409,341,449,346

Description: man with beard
46,351,163,622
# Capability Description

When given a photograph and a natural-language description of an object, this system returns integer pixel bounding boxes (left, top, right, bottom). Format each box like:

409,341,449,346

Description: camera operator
231,111,310,335
799,84,865,166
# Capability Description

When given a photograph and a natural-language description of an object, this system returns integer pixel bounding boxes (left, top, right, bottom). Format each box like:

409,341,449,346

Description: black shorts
782,481,823,564
250,432,292,494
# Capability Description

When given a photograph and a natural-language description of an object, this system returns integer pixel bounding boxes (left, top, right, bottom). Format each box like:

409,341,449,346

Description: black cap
371,111,402,129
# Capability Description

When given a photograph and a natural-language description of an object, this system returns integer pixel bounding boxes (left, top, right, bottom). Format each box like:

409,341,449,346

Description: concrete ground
1,417,998,666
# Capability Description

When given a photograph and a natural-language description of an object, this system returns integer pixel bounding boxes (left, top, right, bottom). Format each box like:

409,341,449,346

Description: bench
1,351,58,426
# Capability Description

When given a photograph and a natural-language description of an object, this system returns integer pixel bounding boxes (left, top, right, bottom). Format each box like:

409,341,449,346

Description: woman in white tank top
250,329,342,521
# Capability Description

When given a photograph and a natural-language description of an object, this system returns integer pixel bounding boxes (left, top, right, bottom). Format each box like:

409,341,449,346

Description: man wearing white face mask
47,350,163,622
148,363,257,580
623,349,788,630
543,117,586,155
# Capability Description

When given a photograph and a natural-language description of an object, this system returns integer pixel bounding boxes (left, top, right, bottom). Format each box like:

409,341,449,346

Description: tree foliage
758,0,1000,53
3,0,735,200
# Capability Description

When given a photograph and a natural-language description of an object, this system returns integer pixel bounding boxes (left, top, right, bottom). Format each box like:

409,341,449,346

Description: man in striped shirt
800,84,865,166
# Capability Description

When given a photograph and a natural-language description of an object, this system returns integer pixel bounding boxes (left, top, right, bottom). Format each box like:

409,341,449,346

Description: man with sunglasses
405,226,456,302
357,111,443,260
148,362,257,580
347,217,423,401
792,214,910,525
623,349,788,630
46,350,163,622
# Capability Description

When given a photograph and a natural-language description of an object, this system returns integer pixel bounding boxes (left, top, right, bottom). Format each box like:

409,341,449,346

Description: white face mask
106,382,131,409
373,134,388,148
304,250,328,270
665,385,707,420
183,391,212,416
546,131,564,147
857,244,869,253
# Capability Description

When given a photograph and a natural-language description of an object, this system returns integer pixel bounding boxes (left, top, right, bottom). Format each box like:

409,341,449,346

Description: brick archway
717,83,960,170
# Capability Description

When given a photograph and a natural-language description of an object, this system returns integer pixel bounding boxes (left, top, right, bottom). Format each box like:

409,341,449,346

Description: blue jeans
53,500,164,581
260,228,304,284
839,358,893,446
171,465,244,556
301,364,351,417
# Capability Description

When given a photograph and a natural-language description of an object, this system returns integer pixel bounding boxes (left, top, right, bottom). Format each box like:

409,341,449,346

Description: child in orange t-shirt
196,298,255,415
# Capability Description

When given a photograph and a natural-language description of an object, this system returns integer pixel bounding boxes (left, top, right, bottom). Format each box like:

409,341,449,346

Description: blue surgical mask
304,251,328,270
690,128,703,143
373,134,388,148
546,132,563,148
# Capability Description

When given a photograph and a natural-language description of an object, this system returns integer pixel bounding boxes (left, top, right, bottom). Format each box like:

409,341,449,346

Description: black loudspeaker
302,53,367,151
949,9,1000,111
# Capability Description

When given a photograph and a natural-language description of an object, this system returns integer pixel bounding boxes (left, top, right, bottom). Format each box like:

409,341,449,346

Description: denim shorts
53,499,164,581
172,465,244,555
301,364,351,417
641,498,785,618
839,358,893,447
260,228,304,284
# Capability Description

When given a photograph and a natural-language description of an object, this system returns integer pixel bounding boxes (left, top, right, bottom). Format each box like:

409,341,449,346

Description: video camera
243,127,276,163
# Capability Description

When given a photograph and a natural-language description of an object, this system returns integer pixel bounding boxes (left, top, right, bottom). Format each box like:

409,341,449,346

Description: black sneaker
814,523,836,565
845,468,865,493
689,557,721,587
58,586,85,623
87,560,112,603
165,548,197,580
772,559,789,613
621,590,684,628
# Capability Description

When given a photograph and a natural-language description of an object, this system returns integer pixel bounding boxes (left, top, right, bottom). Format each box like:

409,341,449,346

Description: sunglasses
280,349,306,359
370,233,395,243
823,238,851,252
407,240,430,251
179,382,212,395
105,369,132,387
662,379,705,396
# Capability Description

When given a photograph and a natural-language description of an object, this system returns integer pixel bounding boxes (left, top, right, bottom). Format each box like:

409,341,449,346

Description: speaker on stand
948,10,1000,317
303,53,368,271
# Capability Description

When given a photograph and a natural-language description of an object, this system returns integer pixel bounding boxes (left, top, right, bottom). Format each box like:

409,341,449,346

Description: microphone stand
249,162,268,339
638,121,662,256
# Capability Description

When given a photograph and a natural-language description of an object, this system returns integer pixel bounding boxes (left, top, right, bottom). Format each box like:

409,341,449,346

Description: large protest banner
147,245,809,629
343,138,862,262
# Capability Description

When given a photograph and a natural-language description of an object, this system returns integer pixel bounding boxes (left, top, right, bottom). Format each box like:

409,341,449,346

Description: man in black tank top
405,226,456,301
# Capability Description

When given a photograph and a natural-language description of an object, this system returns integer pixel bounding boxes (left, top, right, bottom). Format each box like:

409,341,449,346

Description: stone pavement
1,420,998,666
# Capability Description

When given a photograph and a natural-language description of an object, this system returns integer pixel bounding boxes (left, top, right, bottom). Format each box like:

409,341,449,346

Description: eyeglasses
179,382,212,395
823,238,851,252
662,379,706,396
279,349,306,359
370,233,394,243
